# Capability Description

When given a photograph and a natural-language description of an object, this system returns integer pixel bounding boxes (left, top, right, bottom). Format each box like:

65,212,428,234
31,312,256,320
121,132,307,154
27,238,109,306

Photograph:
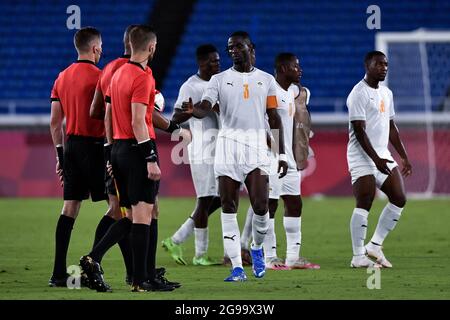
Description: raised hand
181,97,193,114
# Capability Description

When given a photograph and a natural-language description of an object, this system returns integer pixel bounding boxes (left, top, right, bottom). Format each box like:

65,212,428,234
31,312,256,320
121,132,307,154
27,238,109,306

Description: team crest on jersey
257,81,263,86
379,100,385,113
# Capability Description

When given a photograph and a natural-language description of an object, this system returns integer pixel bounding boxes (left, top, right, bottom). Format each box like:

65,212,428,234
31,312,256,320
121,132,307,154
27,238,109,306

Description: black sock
52,215,75,277
118,233,133,277
147,219,158,280
92,215,116,249
90,217,132,263
131,223,150,285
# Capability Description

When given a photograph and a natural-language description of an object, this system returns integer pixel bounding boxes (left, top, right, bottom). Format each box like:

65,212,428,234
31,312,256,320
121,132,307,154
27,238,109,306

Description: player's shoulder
254,68,275,81
348,80,368,98
379,84,393,96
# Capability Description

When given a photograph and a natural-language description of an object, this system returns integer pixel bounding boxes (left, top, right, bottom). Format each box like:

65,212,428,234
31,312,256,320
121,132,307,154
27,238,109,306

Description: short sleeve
347,90,367,121
202,75,219,106
131,74,152,105
104,84,111,103
50,77,60,102
266,75,278,109
174,83,193,110
95,74,102,93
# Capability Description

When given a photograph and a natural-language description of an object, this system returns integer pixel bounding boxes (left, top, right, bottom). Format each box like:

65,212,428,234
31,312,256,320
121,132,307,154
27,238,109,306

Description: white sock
172,216,194,245
221,212,242,269
370,202,403,245
350,208,369,256
251,211,269,250
284,216,301,263
241,206,254,250
194,227,208,257
263,218,277,259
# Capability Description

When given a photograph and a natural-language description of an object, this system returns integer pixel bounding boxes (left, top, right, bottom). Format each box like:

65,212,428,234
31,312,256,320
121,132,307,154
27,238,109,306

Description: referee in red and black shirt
49,27,105,287
86,25,138,286
81,25,172,293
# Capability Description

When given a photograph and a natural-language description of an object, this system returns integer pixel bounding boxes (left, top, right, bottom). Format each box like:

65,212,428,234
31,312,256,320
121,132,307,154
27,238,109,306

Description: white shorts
214,137,271,183
269,169,301,199
190,162,218,198
350,160,398,187
268,153,301,199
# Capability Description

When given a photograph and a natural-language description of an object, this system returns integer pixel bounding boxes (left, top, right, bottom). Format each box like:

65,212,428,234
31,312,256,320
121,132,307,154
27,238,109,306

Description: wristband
138,139,158,162
104,143,112,163
165,120,181,133
279,154,287,162
56,145,64,167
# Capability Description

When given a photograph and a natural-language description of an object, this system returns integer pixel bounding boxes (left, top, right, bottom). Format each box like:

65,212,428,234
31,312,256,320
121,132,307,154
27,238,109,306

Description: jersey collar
75,60,96,65
128,60,146,71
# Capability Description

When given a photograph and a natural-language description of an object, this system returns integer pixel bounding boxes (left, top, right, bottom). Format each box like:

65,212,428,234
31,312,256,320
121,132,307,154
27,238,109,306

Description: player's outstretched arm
172,108,192,124
389,120,412,177
352,120,393,175
90,89,105,120
267,108,288,178
181,97,212,119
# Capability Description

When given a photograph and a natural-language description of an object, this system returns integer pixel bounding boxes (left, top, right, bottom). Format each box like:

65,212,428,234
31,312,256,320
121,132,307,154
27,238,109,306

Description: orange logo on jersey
243,84,249,99
380,100,385,113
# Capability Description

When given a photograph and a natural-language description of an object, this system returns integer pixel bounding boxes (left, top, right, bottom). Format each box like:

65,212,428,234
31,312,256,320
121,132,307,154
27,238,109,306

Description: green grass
0,197,449,300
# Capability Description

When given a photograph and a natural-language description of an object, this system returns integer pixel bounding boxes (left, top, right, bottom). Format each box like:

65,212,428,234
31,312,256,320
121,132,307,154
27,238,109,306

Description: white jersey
174,74,219,163
202,67,278,149
346,79,395,168
274,83,299,170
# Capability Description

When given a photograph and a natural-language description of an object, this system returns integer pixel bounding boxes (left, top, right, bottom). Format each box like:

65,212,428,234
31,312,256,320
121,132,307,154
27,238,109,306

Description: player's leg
350,175,379,268
220,175,247,281
192,196,222,265
263,168,281,269
366,167,406,267
265,198,286,269
90,143,134,282
244,169,270,278
238,205,254,266
50,137,87,287
49,200,81,287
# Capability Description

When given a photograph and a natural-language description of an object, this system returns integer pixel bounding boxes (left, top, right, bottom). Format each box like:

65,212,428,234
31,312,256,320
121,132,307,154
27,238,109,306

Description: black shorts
111,139,159,208
63,135,107,202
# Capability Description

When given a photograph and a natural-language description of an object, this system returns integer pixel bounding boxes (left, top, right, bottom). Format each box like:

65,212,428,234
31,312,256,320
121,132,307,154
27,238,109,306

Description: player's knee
252,202,268,215
221,200,237,213
356,193,374,209
390,194,406,208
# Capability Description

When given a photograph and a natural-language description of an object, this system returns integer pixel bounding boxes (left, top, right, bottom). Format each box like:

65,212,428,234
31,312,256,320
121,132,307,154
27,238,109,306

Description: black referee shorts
111,139,159,208
63,135,107,202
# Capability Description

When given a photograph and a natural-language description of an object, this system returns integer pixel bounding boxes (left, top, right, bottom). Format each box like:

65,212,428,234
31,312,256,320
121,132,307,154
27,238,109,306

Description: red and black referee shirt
50,60,104,137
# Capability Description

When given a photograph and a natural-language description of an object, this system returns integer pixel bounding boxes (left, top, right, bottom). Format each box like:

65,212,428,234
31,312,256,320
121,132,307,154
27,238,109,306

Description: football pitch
0,197,449,300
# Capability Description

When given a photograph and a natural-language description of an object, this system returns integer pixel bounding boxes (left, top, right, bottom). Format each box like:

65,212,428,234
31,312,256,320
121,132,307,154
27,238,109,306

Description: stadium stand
163,0,450,113
0,0,154,115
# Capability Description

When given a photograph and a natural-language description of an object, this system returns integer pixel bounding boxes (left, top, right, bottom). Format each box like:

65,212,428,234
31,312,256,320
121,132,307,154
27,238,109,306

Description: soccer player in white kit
161,44,222,266
261,53,320,270
182,31,288,282
347,51,412,268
